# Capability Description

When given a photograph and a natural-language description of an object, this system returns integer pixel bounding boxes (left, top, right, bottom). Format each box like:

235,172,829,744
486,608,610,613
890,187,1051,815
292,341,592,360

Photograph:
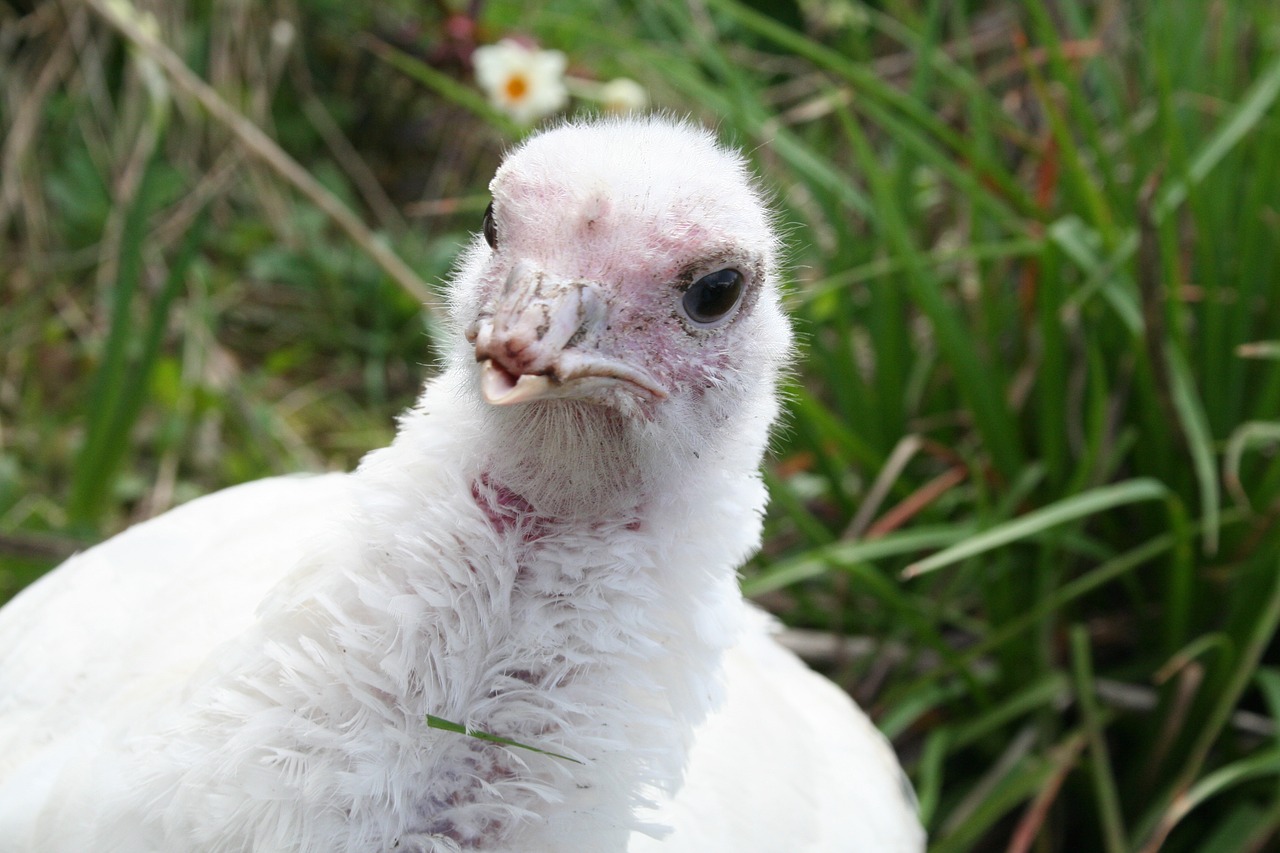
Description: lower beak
479,361,554,406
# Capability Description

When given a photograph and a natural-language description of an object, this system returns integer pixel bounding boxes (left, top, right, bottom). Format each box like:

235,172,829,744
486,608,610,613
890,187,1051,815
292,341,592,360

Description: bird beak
478,361,554,406
468,262,666,407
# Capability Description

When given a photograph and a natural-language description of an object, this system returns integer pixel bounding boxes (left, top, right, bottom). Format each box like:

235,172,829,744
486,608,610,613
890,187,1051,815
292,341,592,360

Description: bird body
0,117,923,852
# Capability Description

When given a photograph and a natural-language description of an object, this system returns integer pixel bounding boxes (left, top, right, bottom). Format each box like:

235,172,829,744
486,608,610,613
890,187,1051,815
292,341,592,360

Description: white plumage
0,116,924,852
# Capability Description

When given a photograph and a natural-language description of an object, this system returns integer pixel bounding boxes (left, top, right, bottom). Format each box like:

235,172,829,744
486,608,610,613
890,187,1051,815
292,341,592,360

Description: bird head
443,118,792,515
454,118,791,432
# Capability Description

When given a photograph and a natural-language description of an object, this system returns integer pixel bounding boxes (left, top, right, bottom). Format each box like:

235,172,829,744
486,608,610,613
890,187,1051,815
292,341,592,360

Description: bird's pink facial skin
463,120,787,420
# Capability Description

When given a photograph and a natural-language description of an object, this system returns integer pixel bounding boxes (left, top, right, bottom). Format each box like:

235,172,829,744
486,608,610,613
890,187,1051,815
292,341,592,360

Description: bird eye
681,269,745,326
482,202,497,249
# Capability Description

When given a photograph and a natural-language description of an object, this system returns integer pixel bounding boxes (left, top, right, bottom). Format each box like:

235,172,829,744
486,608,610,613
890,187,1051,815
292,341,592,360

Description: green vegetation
3,0,1279,849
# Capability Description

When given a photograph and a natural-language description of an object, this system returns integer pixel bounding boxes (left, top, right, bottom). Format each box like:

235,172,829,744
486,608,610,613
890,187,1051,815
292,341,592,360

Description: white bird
0,116,924,853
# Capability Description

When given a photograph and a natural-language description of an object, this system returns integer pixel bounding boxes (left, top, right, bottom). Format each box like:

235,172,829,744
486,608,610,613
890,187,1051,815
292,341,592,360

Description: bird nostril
473,329,532,376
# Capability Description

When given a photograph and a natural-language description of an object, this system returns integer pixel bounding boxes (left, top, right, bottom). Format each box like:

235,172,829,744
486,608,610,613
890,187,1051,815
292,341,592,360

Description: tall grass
3,0,1280,850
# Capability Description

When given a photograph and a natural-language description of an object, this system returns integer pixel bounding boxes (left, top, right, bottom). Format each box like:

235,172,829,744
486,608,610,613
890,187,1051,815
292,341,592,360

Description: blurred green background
3,0,1280,850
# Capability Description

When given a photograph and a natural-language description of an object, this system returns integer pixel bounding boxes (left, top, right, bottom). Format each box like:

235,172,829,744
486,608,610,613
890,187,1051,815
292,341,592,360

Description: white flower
271,20,296,50
599,78,647,114
473,40,568,125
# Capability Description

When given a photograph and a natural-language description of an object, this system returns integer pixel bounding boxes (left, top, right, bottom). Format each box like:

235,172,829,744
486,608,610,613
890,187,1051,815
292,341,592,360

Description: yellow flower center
505,74,529,102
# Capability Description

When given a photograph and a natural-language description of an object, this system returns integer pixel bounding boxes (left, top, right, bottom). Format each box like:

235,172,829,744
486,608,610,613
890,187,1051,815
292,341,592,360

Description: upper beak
467,262,665,406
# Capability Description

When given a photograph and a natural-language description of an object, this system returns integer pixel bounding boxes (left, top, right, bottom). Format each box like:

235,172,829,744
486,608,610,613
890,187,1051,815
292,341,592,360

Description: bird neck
475,397,650,521
336,366,767,845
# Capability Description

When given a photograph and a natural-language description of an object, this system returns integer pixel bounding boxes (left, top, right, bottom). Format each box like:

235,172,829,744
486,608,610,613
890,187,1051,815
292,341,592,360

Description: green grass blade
1155,52,1280,219
914,727,950,826
1021,1,1118,244
1162,747,1280,838
425,714,583,764
1164,343,1221,554
904,478,1170,578
949,673,1069,751
1049,218,1143,335
743,526,972,597
1070,625,1128,853
68,198,209,529
67,154,159,527
1224,421,1280,509
1254,667,1280,734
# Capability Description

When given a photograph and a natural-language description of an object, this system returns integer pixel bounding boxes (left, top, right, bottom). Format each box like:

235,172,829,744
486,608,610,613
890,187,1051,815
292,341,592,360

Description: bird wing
630,608,926,853
0,473,357,842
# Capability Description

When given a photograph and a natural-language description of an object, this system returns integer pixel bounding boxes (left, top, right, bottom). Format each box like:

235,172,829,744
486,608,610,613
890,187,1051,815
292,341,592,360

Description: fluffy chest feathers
68,373,765,852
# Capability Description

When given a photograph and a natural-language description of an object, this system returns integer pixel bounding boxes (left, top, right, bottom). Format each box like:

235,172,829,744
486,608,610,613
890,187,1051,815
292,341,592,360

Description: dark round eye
682,269,745,326
482,201,497,249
